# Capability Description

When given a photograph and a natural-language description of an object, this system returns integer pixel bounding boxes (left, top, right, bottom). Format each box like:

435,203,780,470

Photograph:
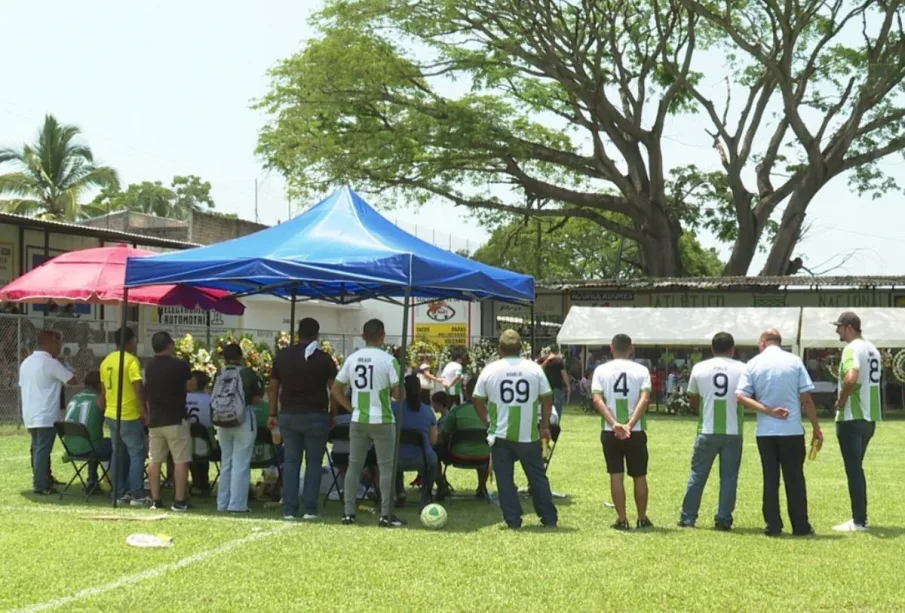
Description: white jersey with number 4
474,357,552,443
336,347,400,425
687,357,746,435
592,360,652,432
838,338,882,422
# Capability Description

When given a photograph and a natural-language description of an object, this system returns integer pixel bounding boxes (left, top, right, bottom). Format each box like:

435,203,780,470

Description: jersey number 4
500,379,529,403
614,372,628,396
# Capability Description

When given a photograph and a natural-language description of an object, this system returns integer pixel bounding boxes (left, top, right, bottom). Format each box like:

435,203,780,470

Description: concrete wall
188,211,267,245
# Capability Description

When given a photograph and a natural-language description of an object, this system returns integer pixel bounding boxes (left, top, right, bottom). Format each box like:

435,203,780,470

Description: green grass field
1,412,904,612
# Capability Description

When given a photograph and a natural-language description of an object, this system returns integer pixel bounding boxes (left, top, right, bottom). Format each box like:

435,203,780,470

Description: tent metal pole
530,304,537,357
389,286,411,516
289,287,297,341
112,289,129,508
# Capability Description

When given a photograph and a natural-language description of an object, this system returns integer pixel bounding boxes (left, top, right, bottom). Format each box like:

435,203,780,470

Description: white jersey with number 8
474,356,552,443
591,359,652,432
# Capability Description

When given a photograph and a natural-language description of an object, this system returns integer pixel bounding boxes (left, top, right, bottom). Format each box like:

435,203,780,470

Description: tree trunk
637,214,685,277
760,185,818,276
723,206,762,276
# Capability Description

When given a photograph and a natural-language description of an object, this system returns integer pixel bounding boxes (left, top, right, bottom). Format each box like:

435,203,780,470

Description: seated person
63,370,111,493
186,371,214,496
437,377,490,500
393,374,438,510
432,391,449,429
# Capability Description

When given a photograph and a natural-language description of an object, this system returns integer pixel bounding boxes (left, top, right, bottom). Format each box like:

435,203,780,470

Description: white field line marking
0,504,290,526
7,524,291,613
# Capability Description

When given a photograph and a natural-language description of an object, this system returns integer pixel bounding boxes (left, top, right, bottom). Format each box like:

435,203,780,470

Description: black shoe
149,499,165,510
637,517,654,530
341,514,356,525
475,487,488,499
170,500,190,512
764,527,783,537
714,522,732,532
541,520,558,529
793,528,816,537
507,522,521,531
34,488,57,496
435,485,450,501
612,519,631,531
395,495,406,507
677,520,695,528
379,515,407,528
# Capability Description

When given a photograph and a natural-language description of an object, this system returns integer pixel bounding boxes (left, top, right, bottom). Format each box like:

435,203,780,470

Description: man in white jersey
679,332,747,530
473,330,557,530
332,319,403,528
440,348,468,407
592,334,653,531
831,311,881,532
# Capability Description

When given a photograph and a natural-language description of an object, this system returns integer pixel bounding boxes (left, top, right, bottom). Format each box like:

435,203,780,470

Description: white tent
557,306,801,350
800,308,905,349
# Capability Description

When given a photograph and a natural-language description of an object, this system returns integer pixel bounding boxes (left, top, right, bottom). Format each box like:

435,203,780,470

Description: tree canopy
471,217,723,280
256,0,905,277
0,115,119,221
85,175,215,221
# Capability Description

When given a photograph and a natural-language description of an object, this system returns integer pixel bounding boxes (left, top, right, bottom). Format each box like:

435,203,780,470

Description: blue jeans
216,411,257,512
680,434,743,526
87,438,113,486
395,448,438,508
491,439,558,528
106,418,147,498
837,420,876,526
29,427,56,492
280,412,329,516
552,388,566,424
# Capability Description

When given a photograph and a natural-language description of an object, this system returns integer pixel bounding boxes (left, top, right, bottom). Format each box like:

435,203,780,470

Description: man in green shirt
62,371,111,492
438,378,490,498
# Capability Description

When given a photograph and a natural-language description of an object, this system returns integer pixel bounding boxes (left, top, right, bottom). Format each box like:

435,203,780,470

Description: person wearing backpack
212,343,264,512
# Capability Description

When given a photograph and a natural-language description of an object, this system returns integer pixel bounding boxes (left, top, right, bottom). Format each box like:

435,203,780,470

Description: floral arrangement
666,391,693,416
214,331,274,381
892,350,905,384
175,333,218,379
274,331,293,351
407,340,441,372
320,340,343,368
882,349,894,370
823,352,840,380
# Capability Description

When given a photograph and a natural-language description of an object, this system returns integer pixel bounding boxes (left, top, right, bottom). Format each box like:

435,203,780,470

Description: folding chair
54,421,110,500
323,424,377,508
441,429,491,503
190,423,221,490
397,429,431,504
250,426,281,480
543,424,562,475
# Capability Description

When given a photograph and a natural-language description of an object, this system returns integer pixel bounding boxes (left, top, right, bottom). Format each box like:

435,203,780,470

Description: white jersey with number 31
474,357,552,443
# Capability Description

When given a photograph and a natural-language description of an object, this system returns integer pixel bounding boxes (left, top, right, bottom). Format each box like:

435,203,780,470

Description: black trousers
756,435,811,534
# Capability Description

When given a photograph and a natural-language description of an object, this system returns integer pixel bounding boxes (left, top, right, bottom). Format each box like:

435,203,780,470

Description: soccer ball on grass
420,503,448,529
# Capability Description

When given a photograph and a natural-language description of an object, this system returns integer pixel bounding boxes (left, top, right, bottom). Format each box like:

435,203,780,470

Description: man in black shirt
269,318,338,520
144,331,196,511
540,344,570,424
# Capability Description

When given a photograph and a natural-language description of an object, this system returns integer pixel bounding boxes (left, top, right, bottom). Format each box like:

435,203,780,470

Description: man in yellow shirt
100,327,149,504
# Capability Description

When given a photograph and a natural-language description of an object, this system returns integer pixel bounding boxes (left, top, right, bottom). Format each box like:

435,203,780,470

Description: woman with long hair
394,374,438,509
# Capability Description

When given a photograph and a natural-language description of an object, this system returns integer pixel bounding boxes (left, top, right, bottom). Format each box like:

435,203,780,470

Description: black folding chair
397,429,432,504
54,420,110,500
544,423,562,475
250,426,281,479
323,424,377,508
441,428,491,503
190,423,221,490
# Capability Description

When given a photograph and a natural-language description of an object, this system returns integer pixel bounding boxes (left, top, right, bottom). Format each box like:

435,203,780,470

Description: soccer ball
420,503,448,529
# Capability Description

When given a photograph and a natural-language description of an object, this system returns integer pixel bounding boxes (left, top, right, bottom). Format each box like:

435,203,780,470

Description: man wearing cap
473,330,557,529
831,311,881,532
736,329,822,537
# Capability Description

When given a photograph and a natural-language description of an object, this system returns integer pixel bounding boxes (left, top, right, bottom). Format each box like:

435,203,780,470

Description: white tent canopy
557,306,801,349
800,308,905,349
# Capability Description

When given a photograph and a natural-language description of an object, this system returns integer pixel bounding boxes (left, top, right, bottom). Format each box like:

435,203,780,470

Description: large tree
471,216,723,279
0,114,119,221
84,175,215,221
256,0,905,277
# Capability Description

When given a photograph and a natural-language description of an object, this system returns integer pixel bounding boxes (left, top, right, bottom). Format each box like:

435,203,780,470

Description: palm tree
0,114,119,221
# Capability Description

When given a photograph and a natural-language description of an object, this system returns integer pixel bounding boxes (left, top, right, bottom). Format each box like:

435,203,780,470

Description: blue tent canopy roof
124,186,534,304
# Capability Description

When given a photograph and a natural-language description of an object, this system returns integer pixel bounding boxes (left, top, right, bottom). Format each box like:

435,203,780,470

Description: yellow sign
415,323,467,347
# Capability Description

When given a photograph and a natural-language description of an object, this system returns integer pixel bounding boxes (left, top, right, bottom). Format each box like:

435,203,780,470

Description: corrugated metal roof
0,212,197,250
541,276,905,291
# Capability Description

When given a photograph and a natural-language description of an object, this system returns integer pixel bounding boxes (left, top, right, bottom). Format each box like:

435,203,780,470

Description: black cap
832,311,861,332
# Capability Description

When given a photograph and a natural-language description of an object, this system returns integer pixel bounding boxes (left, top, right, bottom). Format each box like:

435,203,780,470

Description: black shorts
601,430,648,477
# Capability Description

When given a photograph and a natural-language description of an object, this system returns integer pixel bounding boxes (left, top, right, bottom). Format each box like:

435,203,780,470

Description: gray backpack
210,366,246,428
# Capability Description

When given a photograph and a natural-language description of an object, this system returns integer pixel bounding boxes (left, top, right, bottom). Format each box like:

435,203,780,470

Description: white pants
216,413,257,512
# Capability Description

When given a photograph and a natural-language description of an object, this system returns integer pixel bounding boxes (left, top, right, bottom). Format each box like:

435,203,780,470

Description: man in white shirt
332,319,403,528
679,332,747,530
592,334,653,531
832,311,881,532
737,329,822,537
440,349,468,407
473,330,557,530
20,330,76,494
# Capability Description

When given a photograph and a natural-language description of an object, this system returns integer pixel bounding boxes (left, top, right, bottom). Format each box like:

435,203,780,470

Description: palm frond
0,147,25,167
77,166,119,191
0,198,46,216
0,172,43,199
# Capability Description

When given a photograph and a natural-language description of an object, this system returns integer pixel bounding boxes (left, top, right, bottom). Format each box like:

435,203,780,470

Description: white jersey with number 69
474,356,552,443
687,357,747,435
591,359,652,432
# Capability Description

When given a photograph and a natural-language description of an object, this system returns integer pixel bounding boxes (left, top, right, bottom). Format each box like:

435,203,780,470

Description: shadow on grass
865,526,905,539
727,526,847,541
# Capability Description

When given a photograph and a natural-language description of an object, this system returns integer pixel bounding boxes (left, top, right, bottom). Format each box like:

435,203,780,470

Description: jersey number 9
713,373,729,398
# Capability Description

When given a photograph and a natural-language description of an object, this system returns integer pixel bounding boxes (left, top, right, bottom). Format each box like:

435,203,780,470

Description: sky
1,1,902,275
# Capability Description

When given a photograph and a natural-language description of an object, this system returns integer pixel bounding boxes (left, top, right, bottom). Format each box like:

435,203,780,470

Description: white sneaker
302,514,319,521
832,520,868,532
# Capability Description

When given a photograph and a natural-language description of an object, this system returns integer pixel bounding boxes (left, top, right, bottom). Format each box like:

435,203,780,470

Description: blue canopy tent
110,186,535,509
